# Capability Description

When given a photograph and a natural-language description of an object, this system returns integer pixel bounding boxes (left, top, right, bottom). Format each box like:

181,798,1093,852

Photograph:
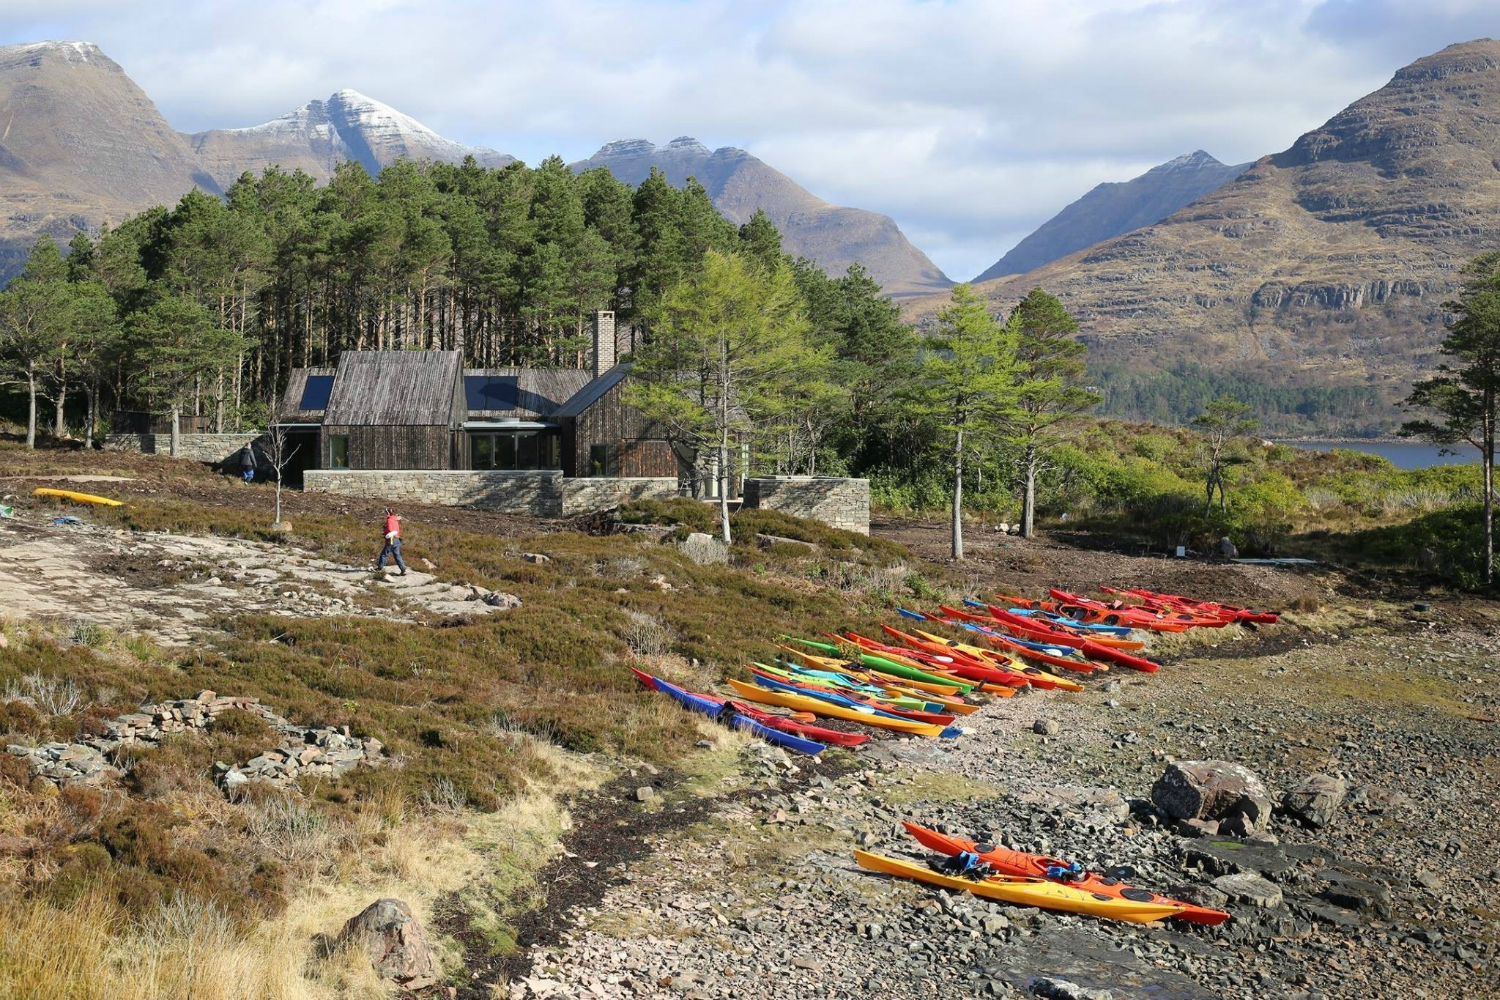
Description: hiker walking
376,508,408,576
239,444,256,484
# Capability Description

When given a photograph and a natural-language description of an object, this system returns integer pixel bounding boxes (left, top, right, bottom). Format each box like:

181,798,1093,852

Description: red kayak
878,625,1041,689
983,606,1162,673
1103,586,1279,625
1049,588,1224,631
902,821,1230,926
745,666,958,726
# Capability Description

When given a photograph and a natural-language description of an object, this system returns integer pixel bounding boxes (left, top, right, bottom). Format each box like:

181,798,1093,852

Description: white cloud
3,0,1495,280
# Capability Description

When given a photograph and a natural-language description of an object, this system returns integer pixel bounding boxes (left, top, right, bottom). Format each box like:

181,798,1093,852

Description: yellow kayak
33,487,123,507
911,628,1084,693
726,679,952,738
853,850,1184,924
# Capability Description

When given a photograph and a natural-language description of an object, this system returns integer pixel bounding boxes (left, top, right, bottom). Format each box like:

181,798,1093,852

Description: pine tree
129,293,246,456
1403,251,1500,585
1005,287,1100,536
0,237,74,447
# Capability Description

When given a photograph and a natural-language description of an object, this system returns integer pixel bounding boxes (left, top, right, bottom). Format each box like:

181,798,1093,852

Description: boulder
1032,978,1114,1000
677,532,729,565
1212,872,1283,909
337,898,439,987
520,552,551,564
1032,718,1060,736
1218,536,1238,558
1316,869,1393,918
756,533,812,552
1152,760,1272,825
1281,773,1348,828
634,785,657,803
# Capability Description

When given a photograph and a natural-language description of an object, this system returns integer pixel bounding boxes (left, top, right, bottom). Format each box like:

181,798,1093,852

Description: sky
4,0,1498,281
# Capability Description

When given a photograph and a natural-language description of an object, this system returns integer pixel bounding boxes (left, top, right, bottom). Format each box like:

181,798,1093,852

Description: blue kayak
644,673,827,756
1005,608,1136,637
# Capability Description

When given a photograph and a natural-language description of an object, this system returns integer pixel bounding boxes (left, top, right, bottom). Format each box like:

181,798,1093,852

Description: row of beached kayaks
630,585,1272,925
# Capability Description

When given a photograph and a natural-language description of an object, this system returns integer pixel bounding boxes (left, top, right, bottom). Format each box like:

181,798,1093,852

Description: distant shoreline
1270,437,1478,448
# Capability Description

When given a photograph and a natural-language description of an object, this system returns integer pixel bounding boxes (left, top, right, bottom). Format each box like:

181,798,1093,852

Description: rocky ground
502,565,1500,999
0,509,515,642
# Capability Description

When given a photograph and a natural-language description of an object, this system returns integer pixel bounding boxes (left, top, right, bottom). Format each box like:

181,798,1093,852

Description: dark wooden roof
278,367,336,423
552,365,631,417
323,351,464,426
465,368,594,421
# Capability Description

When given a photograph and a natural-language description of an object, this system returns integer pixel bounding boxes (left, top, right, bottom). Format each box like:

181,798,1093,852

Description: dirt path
0,510,510,643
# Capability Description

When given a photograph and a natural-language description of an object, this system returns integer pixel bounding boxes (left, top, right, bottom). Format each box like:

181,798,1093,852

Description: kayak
780,637,973,693
747,671,958,726
727,701,870,747
629,669,825,755
33,487,123,507
1102,586,1279,625
983,606,1161,673
836,632,1016,695
941,606,1109,674
852,850,1183,924
1006,608,1137,637
906,625,1085,693
878,624,1040,689
726,679,959,738
752,661,936,710
901,822,1230,926
1049,589,1224,631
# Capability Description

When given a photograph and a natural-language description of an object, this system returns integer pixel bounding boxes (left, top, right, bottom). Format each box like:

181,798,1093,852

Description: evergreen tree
1005,287,1099,536
129,293,246,456
917,284,1018,560
1403,251,1500,585
1192,397,1257,515
0,237,74,447
629,250,813,542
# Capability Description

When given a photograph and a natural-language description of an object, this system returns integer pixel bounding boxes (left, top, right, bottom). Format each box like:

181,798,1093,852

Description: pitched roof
464,368,595,420
552,364,631,417
278,367,337,422
323,351,463,426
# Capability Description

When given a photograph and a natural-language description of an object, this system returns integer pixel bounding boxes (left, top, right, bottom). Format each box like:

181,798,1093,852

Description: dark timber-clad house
276,312,701,513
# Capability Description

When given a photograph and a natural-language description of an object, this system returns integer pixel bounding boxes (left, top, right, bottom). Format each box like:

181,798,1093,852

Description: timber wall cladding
321,425,454,471
303,469,677,515
742,477,871,534
571,380,679,478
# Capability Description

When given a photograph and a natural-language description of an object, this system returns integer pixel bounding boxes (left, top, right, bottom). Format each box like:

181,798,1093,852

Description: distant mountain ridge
572,137,953,297
188,89,514,189
0,41,951,297
908,38,1500,411
0,41,218,274
975,150,1250,282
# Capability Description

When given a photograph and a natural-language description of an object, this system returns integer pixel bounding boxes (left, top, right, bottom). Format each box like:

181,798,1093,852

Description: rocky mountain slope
0,41,217,275
975,150,1249,282
188,89,514,189
914,39,1500,397
573,137,952,297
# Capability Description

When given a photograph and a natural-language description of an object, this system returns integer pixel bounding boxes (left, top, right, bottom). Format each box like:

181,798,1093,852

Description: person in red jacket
376,508,407,576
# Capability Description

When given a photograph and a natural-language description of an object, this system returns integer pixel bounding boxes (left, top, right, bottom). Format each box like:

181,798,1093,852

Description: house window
329,434,349,469
470,431,560,470
589,443,617,477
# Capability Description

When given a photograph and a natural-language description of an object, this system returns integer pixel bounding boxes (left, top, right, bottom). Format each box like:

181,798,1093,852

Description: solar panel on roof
299,375,334,410
465,375,518,411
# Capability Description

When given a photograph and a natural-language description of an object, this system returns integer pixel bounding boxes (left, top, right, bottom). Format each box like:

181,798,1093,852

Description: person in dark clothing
376,508,407,575
239,445,256,483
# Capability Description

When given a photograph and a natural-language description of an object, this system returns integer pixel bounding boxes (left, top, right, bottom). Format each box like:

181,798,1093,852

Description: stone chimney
592,310,616,378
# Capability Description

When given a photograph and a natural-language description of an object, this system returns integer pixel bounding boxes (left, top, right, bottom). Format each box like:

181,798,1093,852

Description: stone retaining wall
741,476,870,534
105,432,264,465
303,469,678,516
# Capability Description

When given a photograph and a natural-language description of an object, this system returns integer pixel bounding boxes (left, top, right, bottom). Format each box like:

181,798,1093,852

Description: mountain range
908,38,1500,401
973,150,1250,282
570,138,951,296
0,40,946,294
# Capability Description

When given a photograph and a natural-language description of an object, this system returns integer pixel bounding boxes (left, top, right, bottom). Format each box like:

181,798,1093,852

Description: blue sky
3,0,1497,281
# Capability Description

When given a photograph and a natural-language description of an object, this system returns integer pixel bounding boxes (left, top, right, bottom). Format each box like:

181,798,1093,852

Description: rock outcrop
337,898,440,988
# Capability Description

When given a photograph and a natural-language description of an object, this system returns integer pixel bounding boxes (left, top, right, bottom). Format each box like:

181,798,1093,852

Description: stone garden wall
303,469,677,517
105,432,264,465
741,477,870,534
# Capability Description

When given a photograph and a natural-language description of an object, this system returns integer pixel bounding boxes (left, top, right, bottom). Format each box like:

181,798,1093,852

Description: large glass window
470,431,560,470
589,443,617,477
329,434,349,469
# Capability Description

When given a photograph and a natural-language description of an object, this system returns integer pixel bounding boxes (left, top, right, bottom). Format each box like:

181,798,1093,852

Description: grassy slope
0,443,923,999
